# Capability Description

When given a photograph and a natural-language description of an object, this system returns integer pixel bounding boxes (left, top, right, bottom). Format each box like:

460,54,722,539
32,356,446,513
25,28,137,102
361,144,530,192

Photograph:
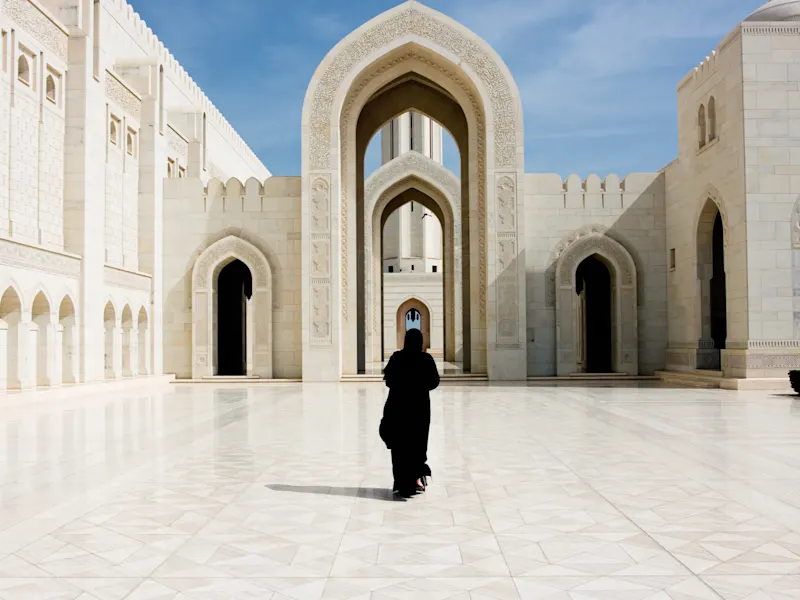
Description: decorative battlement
102,0,266,176
527,173,662,195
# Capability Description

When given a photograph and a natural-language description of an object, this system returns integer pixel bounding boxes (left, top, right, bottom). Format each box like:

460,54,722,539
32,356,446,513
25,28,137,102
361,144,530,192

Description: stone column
36,319,54,387
246,296,254,376
114,318,123,378
695,266,718,369
52,324,64,387
23,321,37,390
252,290,272,379
130,328,139,377
0,320,7,390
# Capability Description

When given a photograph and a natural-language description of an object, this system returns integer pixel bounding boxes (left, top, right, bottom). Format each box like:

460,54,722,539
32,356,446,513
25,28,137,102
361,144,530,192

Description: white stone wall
665,29,747,373
524,173,668,376
162,176,301,379
382,273,444,358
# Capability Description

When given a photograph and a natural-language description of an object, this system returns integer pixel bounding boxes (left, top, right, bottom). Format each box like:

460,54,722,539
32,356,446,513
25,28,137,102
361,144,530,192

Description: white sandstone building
1,0,800,390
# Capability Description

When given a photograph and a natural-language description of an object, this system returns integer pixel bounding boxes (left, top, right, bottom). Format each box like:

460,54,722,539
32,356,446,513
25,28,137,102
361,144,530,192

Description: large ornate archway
301,1,526,381
192,235,273,379
365,151,462,365
555,232,638,376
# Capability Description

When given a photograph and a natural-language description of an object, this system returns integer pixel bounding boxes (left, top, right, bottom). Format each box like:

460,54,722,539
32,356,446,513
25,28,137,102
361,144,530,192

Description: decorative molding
339,51,487,326
104,265,152,292
310,236,331,278
365,151,460,201
496,176,516,233
742,25,800,36
193,235,271,290
2,0,68,61
105,71,142,120
556,233,635,287
495,173,519,346
308,6,518,170
747,354,800,370
0,237,80,278
747,340,800,349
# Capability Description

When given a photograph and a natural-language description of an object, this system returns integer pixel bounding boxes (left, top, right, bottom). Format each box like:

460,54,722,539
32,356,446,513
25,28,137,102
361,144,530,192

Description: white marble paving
2,383,800,598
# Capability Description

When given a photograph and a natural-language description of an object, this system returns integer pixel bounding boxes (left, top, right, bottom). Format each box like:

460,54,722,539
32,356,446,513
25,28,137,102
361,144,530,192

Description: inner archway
217,259,252,376
301,2,527,381
0,286,23,390
59,296,77,384
710,213,727,355
696,198,727,370
575,256,612,374
32,291,52,387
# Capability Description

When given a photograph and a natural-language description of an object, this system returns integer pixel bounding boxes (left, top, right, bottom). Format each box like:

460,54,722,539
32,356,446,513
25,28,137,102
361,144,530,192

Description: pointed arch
301,1,526,380
555,233,638,376
138,306,150,375
31,290,53,387
59,295,78,384
395,296,433,355
0,285,23,390
364,151,462,365
192,235,273,379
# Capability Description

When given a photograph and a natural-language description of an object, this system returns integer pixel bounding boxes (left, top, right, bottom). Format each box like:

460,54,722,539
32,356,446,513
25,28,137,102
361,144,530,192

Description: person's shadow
265,484,406,502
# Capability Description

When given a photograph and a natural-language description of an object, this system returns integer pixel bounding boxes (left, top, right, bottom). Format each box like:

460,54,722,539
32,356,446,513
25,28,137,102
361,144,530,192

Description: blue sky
132,0,760,178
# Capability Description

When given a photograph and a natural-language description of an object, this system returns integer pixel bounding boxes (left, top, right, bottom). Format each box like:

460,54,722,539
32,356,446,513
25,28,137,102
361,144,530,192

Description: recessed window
1,31,8,73
178,166,186,178
388,265,394,273
109,116,120,145
708,96,717,142
670,248,676,271
46,75,56,103
698,104,707,150
432,265,437,273
17,54,30,86
126,129,136,157
411,265,415,271
167,158,175,178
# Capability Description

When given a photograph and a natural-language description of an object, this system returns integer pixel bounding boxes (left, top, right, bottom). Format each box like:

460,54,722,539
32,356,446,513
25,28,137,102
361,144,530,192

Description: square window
388,265,394,273
432,265,437,273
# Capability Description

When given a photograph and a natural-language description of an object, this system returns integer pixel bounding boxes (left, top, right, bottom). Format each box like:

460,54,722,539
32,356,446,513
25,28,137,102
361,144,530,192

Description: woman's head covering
403,328,424,353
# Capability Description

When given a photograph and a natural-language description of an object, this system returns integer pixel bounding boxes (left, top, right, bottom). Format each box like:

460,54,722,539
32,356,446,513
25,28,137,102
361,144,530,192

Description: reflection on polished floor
364,360,465,375
1,383,800,598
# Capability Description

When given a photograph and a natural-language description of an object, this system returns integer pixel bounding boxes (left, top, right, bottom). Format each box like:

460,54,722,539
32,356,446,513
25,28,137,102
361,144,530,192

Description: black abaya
380,347,440,495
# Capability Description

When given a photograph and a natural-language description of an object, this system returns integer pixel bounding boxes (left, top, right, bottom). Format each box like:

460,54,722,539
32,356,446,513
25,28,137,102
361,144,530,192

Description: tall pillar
0,320,7,390
129,328,139,377
53,324,64,386
23,321,37,390
114,318,123,378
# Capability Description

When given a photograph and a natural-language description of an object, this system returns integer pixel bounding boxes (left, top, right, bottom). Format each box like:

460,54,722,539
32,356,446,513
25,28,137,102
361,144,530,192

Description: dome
747,0,800,21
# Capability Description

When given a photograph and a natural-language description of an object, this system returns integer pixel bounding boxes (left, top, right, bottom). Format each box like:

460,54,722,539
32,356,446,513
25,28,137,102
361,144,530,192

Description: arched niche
365,151,462,365
555,233,638,376
301,1,526,381
395,297,432,354
192,235,273,379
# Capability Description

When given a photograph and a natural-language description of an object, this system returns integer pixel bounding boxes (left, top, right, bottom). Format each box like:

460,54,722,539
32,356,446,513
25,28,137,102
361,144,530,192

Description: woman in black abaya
379,328,440,497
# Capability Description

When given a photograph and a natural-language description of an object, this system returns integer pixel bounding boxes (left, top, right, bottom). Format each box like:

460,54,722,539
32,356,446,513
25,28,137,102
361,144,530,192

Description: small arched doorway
575,256,612,373
216,259,253,376
0,286,23,390
395,298,431,353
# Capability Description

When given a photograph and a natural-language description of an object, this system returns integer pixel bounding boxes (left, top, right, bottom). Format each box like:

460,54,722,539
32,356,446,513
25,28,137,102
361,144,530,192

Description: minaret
381,112,444,273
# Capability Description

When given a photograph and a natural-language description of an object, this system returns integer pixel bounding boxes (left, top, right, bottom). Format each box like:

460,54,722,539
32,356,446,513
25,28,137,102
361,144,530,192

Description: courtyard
0,384,797,598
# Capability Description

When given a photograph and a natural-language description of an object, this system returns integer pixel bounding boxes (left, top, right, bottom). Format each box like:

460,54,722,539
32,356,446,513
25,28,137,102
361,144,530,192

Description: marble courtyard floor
1,383,800,598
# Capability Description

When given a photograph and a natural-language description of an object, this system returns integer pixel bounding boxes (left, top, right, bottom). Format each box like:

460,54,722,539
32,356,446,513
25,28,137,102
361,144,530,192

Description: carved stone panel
310,176,331,233
311,279,332,346
105,72,142,120
496,234,519,346
3,0,68,61
792,198,800,249
311,236,331,278
496,176,516,233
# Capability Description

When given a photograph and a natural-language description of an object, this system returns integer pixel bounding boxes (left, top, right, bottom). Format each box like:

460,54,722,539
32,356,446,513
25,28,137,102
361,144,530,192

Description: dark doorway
576,256,613,373
710,212,727,352
217,260,252,376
